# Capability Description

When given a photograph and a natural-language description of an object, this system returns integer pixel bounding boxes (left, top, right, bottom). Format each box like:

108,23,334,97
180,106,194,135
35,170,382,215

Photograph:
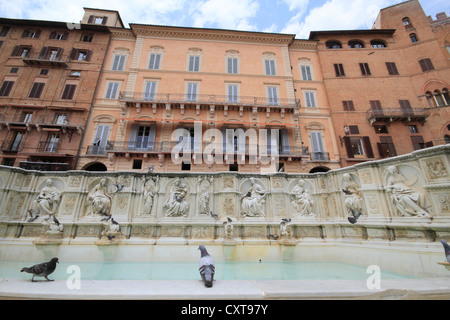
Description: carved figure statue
386,165,431,218
342,173,364,224
142,177,158,215
100,216,121,240
28,179,61,222
241,178,266,217
290,179,315,216
164,178,189,217
87,178,112,216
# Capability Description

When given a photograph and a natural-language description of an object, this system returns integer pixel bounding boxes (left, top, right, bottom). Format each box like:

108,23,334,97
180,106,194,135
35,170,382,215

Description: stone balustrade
0,145,449,244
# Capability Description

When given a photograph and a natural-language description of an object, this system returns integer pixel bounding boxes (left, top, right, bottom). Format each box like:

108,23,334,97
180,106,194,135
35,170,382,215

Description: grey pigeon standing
198,245,215,288
21,257,59,282
441,239,450,263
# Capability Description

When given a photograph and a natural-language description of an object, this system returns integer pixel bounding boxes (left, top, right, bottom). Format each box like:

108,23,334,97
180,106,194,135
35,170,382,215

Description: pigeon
101,215,112,222
148,165,154,173
21,257,59,282
342,189,353,195
52,215,60,226
210,211,218,220
268,234,279,240
245,191,251,197
348,209,362,224
27,209,39,223
107,235,116,241
198,245,215,288
115,183,123,193
282,218,291,223
111,217,119,225
227,217,233,223
441,240,450,263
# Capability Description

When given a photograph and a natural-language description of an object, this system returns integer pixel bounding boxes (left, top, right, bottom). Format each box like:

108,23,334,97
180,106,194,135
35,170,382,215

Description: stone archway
82,162,107,172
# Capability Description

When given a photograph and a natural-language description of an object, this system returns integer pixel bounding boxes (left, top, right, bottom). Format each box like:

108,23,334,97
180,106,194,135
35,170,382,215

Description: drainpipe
73,30,112,170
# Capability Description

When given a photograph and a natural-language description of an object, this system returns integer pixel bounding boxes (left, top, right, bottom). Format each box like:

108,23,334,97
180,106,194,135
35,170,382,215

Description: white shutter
144,81,156,100
311,132,324,153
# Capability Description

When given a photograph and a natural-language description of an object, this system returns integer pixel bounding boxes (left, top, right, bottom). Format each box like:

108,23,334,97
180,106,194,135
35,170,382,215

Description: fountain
0,145,449,298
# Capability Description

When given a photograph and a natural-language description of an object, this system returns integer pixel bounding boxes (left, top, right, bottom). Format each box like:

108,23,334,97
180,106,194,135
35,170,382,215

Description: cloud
281,0,401,39
190,0,260,30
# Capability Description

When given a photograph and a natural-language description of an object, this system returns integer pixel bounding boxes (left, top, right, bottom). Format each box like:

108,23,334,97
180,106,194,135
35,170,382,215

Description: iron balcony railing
310,152,330,161
119,92,301,108
366,108,430,123
22,52,69,67
19,161,70,172
86,141,307,157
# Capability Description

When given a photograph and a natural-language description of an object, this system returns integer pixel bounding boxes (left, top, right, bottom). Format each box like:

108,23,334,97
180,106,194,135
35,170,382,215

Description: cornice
110,27,135,40
129,24,295,45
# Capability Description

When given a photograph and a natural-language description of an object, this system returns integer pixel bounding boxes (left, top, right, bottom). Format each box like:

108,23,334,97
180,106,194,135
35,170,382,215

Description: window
112,54,126,71
370,100,383,115
88,15,108,25
61,84,77,100
348,125,359,135
40,69,49,75
377,136,397,158
182,162,191,171
81,34,93,42
374,125,389,134
188,55,200,72
21,113,33,123
386,62,399,75
267,86,278,105
10,68,19,74
334,64,345,77
144,81,157,101
149,53,161,70
326,41,342,49
359,63,371,76
419,58,434,72
349,40,364,48
310,132,327,160
133,159,143,170
49,31,68,40
227,57,238,74
411,136,426,150
402,17,414,30
399,100,413,115
186,83,198,102
45,134,60,152
55,114,67,125
343,101,355,111
129,125,157,151
0,26,10,37
371,40,387,48
408,125,418,133
11,46,31,57
304,91,316,108
2,158,15,166
91,125,110,154
42,47,63,61
22,29,41,39
227,84,239,103
410,33,418,43
105,82,120,99
344,136,374,158
0,81,14,96
28,82,45,98
264,59,276,76
70,71,81,77
70,49,92,61
301,65,313,81
10,131,24,152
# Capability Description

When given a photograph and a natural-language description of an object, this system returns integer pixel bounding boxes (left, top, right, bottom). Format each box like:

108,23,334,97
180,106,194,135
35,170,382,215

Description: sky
0,0,448,39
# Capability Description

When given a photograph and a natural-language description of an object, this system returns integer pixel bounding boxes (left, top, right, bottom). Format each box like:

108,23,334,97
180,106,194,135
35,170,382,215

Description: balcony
22,52,69,68
1,138,24,153
310,152,330,161
87,140,307,159
367,108,430,125
19,161,70,171
119,92,301,117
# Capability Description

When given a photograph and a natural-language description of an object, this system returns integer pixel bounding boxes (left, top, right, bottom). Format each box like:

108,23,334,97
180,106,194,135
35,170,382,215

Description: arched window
402,17,414,29
371,40,387,48
434,90,445,106
348,40,364,48
410,33,418,43
426,88,450,107
326,41,342,49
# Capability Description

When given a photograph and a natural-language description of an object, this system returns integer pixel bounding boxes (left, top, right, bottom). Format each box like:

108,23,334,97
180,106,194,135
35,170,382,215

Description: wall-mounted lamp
339,125,350,146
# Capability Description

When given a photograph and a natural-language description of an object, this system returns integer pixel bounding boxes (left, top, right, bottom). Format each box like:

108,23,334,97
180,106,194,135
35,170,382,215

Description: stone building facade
0,13,112,170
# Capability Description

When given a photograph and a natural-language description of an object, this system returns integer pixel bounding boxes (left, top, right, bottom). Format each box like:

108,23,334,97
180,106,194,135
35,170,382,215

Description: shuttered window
304,91,316,107
0,81,14,96
112,54,126,71
105,82,120,99
61,84,77,100
149,53,161,70
386,62,399,75
359,63,371,76
419,58,434,72
301,65,312,80
344,136,374,158
227,58,238,74
28,82,45,98
334,63,345,77
227,84,238,103
343,101,355,111
188,56,200,72
144,81,157,101
186,83,198,101
267,87,278,105
265,59,276,76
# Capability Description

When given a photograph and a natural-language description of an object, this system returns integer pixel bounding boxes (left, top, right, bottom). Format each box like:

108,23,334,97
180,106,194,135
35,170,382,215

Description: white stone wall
0,145,448,243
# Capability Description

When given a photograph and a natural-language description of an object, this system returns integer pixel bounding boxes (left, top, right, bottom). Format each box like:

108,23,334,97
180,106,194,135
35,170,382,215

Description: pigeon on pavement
21,257,59,282
198,245,215,288
441,239,450,263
